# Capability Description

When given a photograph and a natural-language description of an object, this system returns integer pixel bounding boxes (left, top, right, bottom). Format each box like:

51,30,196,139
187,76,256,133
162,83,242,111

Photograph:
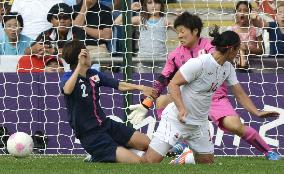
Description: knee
195,154,214,164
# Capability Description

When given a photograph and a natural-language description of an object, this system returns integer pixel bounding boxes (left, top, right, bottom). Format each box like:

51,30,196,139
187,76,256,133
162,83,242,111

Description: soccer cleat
167,141,188,157
266,151,281,161
169,149,193,165
83,154,95,162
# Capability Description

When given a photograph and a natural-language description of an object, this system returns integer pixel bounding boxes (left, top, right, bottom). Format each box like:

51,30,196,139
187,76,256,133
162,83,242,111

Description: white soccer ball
184,148,195,164
7,132,34,157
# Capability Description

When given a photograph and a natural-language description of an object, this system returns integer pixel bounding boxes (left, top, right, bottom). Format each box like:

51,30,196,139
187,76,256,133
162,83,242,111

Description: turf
0,156,283,174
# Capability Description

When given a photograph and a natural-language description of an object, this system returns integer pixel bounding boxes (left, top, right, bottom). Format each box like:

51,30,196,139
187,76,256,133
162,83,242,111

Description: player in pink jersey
128,12,281,161
128,12,214,121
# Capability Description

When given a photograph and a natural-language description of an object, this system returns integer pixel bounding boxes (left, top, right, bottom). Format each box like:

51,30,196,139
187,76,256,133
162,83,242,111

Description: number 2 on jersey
81,84,88,97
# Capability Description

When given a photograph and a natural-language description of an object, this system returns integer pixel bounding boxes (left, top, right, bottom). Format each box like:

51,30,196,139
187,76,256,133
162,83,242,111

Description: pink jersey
162,37,214,78
153,37,214,97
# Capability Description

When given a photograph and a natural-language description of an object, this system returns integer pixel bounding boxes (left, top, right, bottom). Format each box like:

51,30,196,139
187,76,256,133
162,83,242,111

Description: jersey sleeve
96,71,119,89
179,58,203,83
60,72,72,95
154,52,179,96
161,52,179,78
225,64,239,86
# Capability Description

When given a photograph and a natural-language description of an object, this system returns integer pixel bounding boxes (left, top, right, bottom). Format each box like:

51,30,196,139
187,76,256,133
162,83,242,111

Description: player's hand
77,49,90,68
249,11,258,21
141,86,158,99
256,111,279,118
178,108,187,123
131,2,141,11
127,104,148,125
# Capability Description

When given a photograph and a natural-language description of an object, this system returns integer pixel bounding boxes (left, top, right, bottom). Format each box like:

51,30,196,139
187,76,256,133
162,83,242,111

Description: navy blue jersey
60,69,119,137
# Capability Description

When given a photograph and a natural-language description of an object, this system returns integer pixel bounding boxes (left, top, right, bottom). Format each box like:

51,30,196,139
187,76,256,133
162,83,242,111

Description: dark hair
141,0,165,25
174,12,203,37
62,40,86,71
236,1,252,12
2,12,23,28
209,25,240,53
47,3,73,22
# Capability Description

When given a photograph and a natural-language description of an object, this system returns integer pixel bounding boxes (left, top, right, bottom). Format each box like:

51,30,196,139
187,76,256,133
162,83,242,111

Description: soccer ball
184,148,195,164
7,132,34,157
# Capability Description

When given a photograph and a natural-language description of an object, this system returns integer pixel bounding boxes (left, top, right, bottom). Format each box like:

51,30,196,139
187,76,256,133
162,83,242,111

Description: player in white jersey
140,26,279,164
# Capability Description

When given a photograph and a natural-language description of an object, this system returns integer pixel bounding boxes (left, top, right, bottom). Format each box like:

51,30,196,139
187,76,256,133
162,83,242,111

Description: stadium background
0,0,283,158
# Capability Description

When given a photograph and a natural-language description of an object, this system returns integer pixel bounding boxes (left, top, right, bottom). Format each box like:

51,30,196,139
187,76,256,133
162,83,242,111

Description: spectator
73,0,112,60
44,56,64,73
251,2,284,56
27,3,86,56
115,0,176,72
254,0,276,55
0,12,32,55
17,43,55,72
0,0,12,40
255,0,277,20
11,0,65,40
229,1,263,68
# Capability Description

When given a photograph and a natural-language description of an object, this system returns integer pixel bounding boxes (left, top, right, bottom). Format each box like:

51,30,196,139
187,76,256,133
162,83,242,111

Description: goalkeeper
60,40,157,163
128,12,281,161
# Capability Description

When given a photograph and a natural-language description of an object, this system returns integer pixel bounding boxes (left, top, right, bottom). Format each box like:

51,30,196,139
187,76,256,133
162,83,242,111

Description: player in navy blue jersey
60,40,157,163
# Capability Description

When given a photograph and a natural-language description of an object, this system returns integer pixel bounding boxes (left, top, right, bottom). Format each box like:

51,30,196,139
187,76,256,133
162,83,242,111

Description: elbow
63,88,72,95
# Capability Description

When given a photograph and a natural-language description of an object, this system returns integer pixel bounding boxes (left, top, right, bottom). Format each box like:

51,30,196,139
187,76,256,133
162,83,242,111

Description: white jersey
173,53,239,125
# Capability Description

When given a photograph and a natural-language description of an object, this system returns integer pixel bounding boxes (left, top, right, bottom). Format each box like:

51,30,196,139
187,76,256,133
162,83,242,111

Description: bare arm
63,68,81,95
250,13,269,28
248,35,264,55
169,70,188,122
118,82,157,98
231,83,279,117
73,5,88,26
114,14,140,25
231,83,260,115
84,27,112,40
114,2,141,25
73,0,93,26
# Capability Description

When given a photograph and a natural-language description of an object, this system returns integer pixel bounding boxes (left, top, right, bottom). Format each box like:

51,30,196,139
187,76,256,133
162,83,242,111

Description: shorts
209,96,237,131
79,118,135,162
149,106,214,156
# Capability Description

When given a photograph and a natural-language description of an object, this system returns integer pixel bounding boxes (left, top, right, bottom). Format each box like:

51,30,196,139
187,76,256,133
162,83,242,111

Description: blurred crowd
0,0,283,73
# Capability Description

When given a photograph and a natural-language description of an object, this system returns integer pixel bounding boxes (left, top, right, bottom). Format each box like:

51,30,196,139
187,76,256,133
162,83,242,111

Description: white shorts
149,104,214,156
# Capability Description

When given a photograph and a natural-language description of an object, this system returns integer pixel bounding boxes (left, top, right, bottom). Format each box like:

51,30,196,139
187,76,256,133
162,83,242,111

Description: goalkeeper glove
128,98,153,125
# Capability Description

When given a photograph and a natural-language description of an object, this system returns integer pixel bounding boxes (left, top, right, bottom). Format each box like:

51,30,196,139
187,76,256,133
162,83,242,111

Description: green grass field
0,155,283,174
